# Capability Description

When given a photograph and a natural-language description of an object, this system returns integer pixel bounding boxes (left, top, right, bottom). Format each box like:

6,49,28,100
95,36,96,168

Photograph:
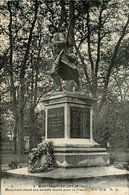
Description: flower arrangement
28,140,54,173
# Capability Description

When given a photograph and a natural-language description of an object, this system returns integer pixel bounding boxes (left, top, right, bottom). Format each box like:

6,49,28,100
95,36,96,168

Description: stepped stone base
37,92,110,168
37,142,109,168
53,145,109,168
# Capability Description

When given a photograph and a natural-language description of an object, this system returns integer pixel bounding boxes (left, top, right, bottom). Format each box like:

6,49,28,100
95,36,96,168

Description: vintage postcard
0,0,129,194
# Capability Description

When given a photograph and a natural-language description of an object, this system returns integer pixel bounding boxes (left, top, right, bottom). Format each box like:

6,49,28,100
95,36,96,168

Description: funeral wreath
28,140,54,173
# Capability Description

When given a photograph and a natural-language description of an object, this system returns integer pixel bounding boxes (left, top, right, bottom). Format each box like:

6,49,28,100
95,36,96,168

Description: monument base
37,141,109,168
38,92,110,168
53,145,109,168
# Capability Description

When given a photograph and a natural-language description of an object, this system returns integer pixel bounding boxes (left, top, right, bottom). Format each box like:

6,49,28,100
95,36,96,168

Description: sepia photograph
0,0,129,194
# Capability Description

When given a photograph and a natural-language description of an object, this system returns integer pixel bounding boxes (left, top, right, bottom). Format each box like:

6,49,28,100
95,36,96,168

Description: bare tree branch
95,8,103,76
99,16,129,110
20,1,38,79
105,16,129,90
87,9,94,80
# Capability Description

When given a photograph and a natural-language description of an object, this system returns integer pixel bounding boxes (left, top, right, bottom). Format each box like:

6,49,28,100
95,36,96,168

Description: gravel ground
1,174,129,195
1,150,129,195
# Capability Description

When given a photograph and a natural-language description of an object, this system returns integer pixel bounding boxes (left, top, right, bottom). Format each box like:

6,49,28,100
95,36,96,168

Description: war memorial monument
33,24,109,169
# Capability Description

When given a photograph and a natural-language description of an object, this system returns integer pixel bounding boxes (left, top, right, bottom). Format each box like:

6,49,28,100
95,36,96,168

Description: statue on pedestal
49,25,80,92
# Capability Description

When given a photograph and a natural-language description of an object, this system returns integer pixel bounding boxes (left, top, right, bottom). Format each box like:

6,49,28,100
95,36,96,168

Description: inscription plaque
70,107,90,138
47,107,64,138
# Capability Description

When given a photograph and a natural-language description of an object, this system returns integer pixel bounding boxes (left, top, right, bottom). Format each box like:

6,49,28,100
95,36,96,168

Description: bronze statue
49,25,80,92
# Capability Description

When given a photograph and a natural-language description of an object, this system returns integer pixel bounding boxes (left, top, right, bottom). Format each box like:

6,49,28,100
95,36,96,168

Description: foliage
8,160,18,169
28,141,54,173
0,1,52,153
0,0,128,153
42,0,129,108
96,99,129,149
109,153,115,165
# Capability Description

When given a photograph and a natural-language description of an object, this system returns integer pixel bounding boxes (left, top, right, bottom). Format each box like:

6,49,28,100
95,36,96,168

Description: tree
6,1,39,155
43,0,129,136
1,0,128,152
0,1,51,156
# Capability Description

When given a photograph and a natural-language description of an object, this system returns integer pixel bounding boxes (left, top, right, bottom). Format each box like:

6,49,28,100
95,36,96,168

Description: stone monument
35,25,109,168
42,91,109,168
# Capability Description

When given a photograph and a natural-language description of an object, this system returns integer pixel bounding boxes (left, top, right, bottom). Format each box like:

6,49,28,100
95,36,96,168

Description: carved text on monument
47,107,64,138
70,107,90,139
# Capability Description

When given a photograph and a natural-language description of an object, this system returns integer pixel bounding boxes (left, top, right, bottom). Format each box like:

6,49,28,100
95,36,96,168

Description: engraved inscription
70,107,90,138
47,107,64,138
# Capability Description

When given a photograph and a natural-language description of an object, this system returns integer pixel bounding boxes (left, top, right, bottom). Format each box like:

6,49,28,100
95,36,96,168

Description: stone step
2,166,129,180
53,147,107,153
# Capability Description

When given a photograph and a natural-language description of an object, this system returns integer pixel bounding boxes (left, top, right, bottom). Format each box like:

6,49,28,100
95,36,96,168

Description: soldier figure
49,25,80,92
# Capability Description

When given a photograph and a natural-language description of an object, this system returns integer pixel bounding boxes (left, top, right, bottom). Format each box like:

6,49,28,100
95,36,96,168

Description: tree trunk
14,116,19,152
99,16,129,111
29,54,40,149
65,0,75,91
17,79,25,156
8,2,19,153
90,87,99,140
29,107,36,149
17,1,38,155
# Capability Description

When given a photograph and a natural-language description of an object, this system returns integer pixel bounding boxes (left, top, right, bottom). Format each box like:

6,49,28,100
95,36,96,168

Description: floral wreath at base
28,140,54,173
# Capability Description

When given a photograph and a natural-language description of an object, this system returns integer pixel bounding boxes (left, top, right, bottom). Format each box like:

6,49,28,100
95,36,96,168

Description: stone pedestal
42,91,109,168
